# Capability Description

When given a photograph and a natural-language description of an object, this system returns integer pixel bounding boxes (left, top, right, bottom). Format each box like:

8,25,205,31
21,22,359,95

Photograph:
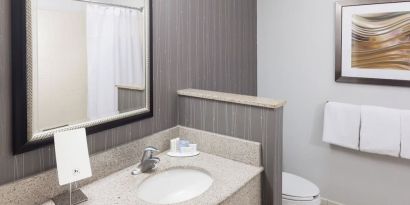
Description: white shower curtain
87,4,144,120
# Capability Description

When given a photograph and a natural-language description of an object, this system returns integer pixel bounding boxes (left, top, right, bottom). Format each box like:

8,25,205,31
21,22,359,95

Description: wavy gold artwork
352,12,410,70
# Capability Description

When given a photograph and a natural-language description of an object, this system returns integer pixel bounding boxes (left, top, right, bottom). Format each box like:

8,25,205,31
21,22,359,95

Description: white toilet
282,172,321,205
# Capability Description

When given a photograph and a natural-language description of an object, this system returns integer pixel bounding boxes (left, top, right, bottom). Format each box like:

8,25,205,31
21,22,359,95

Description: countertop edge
177,89,286,109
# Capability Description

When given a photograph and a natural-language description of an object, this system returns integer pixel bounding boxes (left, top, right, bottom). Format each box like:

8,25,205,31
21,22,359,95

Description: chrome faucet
132,146,160,175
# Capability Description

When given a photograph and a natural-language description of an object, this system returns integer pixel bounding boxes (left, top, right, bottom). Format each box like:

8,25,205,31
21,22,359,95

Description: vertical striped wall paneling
0,0,257,186
178,96,283,205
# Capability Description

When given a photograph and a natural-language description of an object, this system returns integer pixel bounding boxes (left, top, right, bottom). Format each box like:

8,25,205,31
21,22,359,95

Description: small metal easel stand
52,179,88,205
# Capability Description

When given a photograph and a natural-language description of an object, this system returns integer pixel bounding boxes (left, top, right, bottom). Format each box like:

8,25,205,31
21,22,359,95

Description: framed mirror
12,0,153,154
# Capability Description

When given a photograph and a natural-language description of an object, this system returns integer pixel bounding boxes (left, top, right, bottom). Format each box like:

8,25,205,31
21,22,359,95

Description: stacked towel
322,102,361,150
360,106,401,157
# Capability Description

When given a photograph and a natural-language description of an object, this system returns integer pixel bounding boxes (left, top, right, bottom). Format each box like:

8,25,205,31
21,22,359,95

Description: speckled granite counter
0,126,262,205
42,152,263,205
177,89,286,109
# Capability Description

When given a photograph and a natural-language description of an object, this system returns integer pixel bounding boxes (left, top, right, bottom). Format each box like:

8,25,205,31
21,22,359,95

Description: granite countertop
177,89,286,109
43,152,263,205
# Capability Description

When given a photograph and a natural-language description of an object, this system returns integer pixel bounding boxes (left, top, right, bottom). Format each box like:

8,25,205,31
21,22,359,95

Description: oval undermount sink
136,168,213,204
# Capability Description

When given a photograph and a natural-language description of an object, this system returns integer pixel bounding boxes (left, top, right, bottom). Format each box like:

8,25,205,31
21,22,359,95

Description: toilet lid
282,172,320,199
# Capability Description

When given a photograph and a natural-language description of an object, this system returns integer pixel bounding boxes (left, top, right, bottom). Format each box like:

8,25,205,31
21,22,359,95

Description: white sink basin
136,168,213,204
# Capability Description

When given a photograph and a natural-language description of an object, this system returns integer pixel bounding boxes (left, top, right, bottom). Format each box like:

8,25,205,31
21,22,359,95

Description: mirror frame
11,0,154,155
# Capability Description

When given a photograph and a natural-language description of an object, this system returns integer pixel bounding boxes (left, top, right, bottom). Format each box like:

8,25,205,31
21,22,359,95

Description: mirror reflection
30,0,149,134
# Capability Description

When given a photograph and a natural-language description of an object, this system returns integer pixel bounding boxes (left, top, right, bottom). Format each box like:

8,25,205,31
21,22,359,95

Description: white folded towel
360,105,401,157
322,102,361,150
400,110,410,159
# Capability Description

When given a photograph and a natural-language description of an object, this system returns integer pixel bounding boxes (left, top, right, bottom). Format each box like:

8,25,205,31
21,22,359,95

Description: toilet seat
282,194,315,201
282,172,320,201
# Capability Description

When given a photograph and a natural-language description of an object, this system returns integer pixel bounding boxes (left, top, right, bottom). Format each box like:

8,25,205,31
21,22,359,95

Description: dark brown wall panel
0,0,256,185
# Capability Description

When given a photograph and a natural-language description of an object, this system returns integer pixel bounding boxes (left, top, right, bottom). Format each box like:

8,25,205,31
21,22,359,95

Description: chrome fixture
132,146,160,175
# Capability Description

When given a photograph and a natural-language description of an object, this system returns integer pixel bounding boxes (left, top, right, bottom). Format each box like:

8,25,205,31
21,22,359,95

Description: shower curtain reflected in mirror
86,4,144,120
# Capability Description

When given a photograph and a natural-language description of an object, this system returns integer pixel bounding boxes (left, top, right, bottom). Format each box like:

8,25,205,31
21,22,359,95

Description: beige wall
35,9,87,131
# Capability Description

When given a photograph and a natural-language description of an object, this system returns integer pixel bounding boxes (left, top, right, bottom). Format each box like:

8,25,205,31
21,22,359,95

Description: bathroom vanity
39,126,264,205
42,151,263,205
1,126,262,205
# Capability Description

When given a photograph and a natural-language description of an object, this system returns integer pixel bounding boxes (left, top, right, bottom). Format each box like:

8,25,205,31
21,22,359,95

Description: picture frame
335,0,410,86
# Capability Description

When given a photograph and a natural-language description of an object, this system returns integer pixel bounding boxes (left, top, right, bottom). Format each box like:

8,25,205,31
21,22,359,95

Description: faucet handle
141,146,159,162
144,146,159,153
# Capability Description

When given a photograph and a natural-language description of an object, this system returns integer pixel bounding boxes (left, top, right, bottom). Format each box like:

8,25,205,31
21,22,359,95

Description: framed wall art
335,0,410,86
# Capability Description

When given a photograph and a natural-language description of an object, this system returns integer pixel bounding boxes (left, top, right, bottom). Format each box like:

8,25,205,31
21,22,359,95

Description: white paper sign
54,128,92,185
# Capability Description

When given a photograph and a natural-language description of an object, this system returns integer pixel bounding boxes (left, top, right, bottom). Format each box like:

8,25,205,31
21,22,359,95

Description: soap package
168,138,199,157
